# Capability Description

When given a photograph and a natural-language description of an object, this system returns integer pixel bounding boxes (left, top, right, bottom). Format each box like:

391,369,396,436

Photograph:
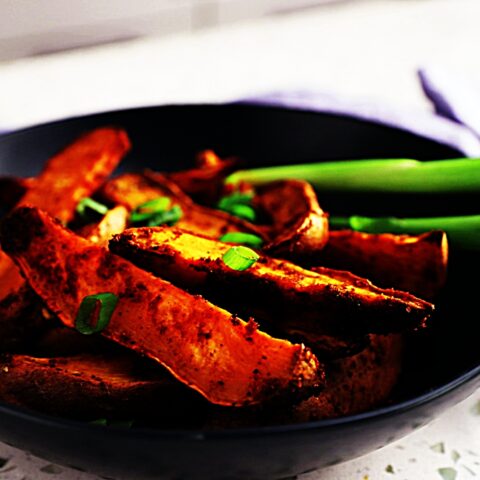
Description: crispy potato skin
1,206,323,407
255,180,329,259
0,353,198,419
110,227,433,338
100,172,263,239
293,334,403,420
317,230,448,300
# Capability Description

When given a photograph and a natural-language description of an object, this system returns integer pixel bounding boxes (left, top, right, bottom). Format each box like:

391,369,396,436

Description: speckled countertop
0,0,478,478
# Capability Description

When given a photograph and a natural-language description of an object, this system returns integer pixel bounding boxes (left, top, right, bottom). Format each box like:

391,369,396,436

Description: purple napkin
419,67,480,140
238,83,480,157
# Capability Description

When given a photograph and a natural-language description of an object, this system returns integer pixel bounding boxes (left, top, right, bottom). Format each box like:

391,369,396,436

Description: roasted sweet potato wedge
1,206,323,407
292,334,403,420
0,127,130,301
316,230,448,300
110,227,434,338
167,150,241,204
0,353,204,420
254,180,329,260
100,172,262,239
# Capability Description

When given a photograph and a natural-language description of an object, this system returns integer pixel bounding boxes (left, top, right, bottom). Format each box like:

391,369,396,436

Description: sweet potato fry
0,353,202,420
316,230,448,300
1,206,323,407
167,150,241,204
0,127,130,300
16,128,130,223
110,227,433,338
254,180,329,260
100,172,262,239
293,334,403,420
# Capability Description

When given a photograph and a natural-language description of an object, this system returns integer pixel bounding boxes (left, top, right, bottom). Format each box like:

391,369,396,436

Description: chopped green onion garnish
222,246,259,271
217,192,254,209
75,292,119,335
146,205,183,227
225,157,480,194
227,204,256,222
217,191,256,221
76,198,109,218
219,232,263,248
130,197,171,223
330,214,480,251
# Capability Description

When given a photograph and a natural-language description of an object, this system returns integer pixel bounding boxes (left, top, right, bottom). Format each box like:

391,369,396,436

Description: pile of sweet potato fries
0,127,448,426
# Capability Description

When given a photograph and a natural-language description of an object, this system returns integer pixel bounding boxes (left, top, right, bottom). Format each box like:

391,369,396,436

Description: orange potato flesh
78,205,129,246
99,172,262,239
0,127,130,302
1,206,323,407
317,230,448,300
110,227,434,337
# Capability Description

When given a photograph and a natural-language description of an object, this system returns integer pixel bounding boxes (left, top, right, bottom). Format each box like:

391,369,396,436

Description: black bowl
0,104,478,480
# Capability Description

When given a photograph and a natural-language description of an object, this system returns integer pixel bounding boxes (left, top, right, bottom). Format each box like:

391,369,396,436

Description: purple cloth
239,85,480,157
419,67,480,140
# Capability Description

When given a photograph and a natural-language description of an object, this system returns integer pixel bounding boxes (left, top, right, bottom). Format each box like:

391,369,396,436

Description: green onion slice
130,197,171,223
217,192,254,209
146,205,183,227
130,197,182,226
228,204,256,222
75,292,119,335
217,191,257,222
222,246,259,271
76,198,109,218
219,232,263,248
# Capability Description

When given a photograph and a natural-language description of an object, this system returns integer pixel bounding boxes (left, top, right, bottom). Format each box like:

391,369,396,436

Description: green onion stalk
226,158,480,194
330,214,480,251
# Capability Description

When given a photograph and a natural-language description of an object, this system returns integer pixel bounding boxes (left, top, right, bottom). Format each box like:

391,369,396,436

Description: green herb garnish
222,246,259,271
75,293,119,335
130,197,171,223
130,197,182,227
219,232,263,248
385,464,394,474
217,192,256,221
146,205,183,227
76,198,109,218
226,157,480,194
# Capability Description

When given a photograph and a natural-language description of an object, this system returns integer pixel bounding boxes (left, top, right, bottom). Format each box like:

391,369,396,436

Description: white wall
0,0,344,60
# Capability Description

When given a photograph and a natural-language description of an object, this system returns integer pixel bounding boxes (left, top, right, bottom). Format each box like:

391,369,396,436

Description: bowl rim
0,103,478,440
